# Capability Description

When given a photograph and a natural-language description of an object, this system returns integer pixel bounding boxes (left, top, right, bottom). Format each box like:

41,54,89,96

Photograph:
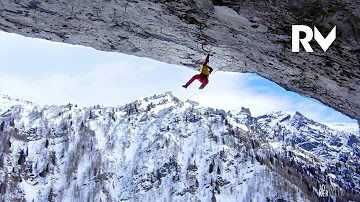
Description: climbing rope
199,43,237,74
201,44,212,53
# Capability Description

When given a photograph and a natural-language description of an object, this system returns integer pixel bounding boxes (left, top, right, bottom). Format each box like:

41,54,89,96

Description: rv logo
292,25,336,52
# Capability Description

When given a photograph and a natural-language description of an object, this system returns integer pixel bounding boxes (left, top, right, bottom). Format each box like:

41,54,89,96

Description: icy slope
1,93,359,201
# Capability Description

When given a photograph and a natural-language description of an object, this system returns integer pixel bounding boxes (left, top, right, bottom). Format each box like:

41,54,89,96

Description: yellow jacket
200,65,213,77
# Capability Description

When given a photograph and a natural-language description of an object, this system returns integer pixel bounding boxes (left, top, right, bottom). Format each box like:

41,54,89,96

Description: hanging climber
182,52,213,89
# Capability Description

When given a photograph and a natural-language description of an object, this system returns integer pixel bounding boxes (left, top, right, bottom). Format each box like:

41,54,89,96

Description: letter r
292,25,314,52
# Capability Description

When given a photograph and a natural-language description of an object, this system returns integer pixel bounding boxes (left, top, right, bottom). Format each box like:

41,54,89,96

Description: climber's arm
203,53,210,66
208,66,213,74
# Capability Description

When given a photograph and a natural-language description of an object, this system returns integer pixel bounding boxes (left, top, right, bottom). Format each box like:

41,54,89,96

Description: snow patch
214,6,251,26
20,180,37,202
322,122,359,134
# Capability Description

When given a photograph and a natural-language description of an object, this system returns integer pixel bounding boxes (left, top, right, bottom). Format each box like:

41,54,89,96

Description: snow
269,142,282,149
125,140,137,162
0,95,36,112
216,193,237,202
329,174,336,179
214,6,251,26
322,122,359,134
0,93,358,201
229,119,248,131
20,180,36,202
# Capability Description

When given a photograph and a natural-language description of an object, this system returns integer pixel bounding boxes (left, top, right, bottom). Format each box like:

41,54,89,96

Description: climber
182,53,213,89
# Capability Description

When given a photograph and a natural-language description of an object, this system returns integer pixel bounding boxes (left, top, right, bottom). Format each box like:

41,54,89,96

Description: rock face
1,0,359,120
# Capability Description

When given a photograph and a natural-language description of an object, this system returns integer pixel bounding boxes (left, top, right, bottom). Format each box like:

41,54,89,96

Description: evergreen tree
0,121,4,131
209,162,214,173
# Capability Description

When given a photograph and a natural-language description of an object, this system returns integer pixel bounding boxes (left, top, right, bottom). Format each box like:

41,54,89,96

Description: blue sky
0,31,356,123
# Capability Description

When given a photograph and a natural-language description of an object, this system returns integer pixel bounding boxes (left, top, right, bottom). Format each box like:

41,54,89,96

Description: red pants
185,74,209,87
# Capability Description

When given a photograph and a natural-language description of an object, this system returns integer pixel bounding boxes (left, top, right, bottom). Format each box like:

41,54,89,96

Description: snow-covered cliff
1,93,359,201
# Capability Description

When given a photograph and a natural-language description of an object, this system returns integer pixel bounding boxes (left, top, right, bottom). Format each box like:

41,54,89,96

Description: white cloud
182,72,354,123
1,60,354,123
1,60,189,106
0,31,355,123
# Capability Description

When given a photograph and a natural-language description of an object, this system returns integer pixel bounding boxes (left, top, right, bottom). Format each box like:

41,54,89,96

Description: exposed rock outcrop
1,0,359,120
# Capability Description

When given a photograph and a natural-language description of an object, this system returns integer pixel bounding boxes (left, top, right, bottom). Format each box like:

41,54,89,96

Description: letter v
314,26,336,52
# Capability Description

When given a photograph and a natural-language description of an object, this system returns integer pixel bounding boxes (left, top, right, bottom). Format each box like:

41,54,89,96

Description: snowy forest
0,93,359,201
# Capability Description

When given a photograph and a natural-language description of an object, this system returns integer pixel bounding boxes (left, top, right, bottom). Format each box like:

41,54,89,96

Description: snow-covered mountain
0,93,359,202
256,111,360,161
